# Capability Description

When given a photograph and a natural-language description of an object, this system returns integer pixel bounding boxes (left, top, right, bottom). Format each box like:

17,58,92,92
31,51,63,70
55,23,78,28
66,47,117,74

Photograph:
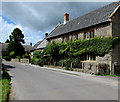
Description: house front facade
46,1,120,75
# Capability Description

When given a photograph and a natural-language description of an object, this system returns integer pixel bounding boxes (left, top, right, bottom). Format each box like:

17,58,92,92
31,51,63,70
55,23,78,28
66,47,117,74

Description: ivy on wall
44,37,120,61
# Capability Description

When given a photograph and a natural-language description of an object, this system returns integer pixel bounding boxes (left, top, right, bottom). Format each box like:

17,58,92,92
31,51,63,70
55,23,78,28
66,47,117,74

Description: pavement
3,61,119,100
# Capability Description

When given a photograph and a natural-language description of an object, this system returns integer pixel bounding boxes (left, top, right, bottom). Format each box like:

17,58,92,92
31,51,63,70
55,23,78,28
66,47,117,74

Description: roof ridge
47,1,120,39
64,1,119,25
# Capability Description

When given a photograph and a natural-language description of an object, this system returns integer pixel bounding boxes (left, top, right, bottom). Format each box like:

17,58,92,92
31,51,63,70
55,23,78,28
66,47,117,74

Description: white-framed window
82,54,96,61
62,36,69,42
84,30,94,40
74,34,78,40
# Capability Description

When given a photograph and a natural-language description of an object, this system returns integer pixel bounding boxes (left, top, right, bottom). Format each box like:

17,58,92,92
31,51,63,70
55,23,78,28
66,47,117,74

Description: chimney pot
45,33,48,38
30,43,32,46
64,13,69,24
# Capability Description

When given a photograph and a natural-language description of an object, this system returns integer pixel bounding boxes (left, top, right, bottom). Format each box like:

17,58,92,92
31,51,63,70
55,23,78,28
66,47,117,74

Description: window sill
81,60,96,63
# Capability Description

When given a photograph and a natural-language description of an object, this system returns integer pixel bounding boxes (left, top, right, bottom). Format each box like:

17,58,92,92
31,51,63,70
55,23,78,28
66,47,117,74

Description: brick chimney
64,13,69,24
45,33,48,38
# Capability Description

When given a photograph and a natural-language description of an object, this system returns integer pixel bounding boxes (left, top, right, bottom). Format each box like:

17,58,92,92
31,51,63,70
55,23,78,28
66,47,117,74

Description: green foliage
65,67,73,71
10,51,15,58
1,68,11,102
33,50,43,58
2,56,11,61
6,28,25,58
72,58,82,68
43,41,59,61
43,37,120,67
23,53,30,59
9,28,25,43
59,37,120,57
30,50,44,66
30,57,43,66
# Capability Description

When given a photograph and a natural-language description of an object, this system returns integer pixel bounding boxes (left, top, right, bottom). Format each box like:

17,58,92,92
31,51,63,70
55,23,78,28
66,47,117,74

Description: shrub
72,58,82,68
63,59,72,67
33,50,42,58
23,53,30,59
43,42,59,61
65,67,73,71
30,57,43,67
2,56,11,61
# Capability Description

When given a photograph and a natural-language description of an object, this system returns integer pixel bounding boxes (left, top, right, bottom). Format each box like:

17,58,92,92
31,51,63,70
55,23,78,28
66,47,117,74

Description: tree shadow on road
2,63,15,69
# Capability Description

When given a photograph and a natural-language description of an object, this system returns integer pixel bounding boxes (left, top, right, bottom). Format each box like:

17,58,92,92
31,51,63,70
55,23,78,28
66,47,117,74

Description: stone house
46,1,120,75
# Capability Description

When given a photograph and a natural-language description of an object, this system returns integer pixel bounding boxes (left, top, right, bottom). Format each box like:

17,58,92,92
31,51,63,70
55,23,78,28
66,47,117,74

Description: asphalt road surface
3,62,118,100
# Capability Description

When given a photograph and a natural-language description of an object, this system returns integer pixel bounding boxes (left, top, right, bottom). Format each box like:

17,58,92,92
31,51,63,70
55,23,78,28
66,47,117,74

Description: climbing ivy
44,37,120,61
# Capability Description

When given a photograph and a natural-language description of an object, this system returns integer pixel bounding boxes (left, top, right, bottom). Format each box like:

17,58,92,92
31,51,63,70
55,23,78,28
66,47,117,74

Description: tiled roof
36,38,46,49
47,1,120,39
23,45,32,52
31,38,47,51
31,40,42,51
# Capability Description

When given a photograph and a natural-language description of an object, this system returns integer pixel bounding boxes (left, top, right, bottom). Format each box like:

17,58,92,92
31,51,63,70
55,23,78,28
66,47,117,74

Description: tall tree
7,28,25,57
5,39,9,43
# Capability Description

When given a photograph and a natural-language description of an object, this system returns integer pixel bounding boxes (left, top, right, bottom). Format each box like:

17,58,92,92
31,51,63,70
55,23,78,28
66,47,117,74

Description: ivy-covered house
46,1,120,74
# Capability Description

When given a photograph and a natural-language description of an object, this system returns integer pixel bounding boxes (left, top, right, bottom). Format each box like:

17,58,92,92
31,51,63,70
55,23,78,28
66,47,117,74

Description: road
3,62,118,100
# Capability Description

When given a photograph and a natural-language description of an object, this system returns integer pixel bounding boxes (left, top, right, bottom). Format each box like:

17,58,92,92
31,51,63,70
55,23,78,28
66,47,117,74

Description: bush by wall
31,50,44,66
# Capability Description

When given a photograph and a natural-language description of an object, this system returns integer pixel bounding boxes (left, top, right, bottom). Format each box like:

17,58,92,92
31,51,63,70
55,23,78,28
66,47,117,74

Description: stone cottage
46,1,120,75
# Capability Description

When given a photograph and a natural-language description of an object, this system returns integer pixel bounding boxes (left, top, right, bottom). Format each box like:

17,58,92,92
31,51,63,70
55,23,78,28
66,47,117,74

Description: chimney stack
30,43,32,46
45,33,48,38
64,13,69,24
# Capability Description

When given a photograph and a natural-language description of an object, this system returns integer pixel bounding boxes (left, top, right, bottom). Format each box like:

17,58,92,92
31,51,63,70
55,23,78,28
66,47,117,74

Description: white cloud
0,16,17,42
1,0,117,2
0,16,43,45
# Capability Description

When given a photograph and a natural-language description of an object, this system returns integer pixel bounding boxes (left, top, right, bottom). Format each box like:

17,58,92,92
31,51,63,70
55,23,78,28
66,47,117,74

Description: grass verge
0,67,11,102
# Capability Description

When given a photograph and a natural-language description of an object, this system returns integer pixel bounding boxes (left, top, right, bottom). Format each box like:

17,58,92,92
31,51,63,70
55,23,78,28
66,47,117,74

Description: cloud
1,0,117,2
0,16,17,42
1,2,111,45
0,16,43,45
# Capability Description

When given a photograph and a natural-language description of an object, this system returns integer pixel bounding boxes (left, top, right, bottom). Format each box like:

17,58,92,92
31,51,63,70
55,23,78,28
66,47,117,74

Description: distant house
46,1,120,74
0,42,32,55
30,33,48,57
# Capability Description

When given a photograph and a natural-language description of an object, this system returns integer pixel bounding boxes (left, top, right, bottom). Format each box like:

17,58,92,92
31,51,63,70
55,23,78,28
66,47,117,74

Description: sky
0,1,115,45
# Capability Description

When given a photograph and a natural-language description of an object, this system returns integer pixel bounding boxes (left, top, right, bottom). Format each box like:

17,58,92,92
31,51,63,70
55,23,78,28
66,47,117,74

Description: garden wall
11,58,29,63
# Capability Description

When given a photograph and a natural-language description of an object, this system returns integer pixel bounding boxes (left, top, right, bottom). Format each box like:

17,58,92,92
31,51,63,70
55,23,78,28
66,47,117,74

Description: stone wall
82,61,97,74
81,53,112,74
20,58,29,63
96,53,112,74
11,59,20,62
11,58,29,63
49,37,63,43
111,7,120,74
95,23,112,37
